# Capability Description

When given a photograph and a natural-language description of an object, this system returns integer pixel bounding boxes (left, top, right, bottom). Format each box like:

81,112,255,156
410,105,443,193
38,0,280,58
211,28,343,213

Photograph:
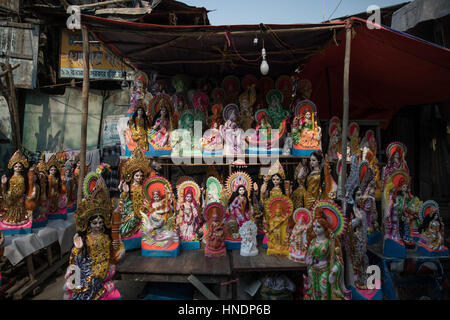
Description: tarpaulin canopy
82,15,450,128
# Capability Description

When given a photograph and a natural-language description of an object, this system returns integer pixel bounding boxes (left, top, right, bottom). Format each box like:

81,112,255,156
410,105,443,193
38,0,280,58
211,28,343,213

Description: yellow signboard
60,29,133,80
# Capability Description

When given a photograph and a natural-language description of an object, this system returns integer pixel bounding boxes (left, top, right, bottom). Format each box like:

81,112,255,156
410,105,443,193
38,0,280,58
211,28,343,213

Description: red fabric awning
304,17,450,128
82,15,450,128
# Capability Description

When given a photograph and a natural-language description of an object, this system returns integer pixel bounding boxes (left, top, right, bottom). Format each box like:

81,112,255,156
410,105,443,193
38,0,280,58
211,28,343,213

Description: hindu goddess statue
204,202,226,257
327,116,342,162
64,172,125,300
266,89,290,130
417,200,448,256
381,142,409,191
0,150,32,235
147,94,174,156
176,180,202,248
220,104,245,156
128,102,151,151
46,154,67,219
292,160,308,210
304,201,351,300
26,165,40,228
141,176,179,256
263,194,293,257
289,208,312,263
117,147,153,250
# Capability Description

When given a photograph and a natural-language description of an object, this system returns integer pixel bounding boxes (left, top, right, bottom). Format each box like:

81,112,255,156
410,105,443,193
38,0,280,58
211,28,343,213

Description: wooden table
116,249,231,299
230,244,306,299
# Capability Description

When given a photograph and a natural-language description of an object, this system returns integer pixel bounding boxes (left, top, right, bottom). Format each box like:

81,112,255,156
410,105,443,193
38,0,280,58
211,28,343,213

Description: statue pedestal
180,240,201,250
125,143,172,157
368,231,382,245
141,241,180,257
202,150,223,156
32,215,48,229
383,237,406,258
417,243,449,257
288,252,306,263
122,232,142,251
262,234,268,249
247,147,282,155
350,286,383,300
225,236,241,250
67,202,77,213
205,245,226,258
47,208,67,220
291,145,320,157
0,219,32,236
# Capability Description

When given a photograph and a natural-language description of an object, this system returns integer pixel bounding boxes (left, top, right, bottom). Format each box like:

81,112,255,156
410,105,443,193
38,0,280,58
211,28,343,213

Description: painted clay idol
289,208,312,263
0,150,32,235
417,200,448,256
176,180,202,250
304,200,351,300
141,176,179,257
204,202,226,258
64,171,125,300
291,100,322,157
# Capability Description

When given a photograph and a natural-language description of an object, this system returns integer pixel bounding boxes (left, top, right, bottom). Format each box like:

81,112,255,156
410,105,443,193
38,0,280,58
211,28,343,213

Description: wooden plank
187,274,219,300
117,249,231,276
231,245,306,272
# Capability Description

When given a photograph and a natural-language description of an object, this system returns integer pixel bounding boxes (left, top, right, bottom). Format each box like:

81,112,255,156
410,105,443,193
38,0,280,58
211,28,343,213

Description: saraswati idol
64,169,125,300
204,202,226,258
140,176,179,257
417,200,449,257
224,171,254,250
117,147,154,250
0,150,32,235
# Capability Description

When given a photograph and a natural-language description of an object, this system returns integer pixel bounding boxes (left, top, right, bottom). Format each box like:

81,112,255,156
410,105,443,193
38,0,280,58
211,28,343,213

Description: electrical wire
327,0,343,21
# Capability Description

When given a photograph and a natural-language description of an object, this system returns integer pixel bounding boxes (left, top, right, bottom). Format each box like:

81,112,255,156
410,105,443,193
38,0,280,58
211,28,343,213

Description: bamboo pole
0,63,21,149
338,21,352,199
77,26,90,207
77,0,133,9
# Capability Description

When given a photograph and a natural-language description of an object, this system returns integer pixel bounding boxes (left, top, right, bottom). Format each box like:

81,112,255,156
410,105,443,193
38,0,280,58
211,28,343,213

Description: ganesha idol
247,109,287,155
0,150,33,235
140,176,179,257
417,200,449,257
291,99,322,157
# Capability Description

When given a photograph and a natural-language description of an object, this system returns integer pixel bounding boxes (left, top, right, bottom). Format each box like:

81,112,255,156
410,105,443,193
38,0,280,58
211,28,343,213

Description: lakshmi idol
64,170,125,300
141,176,179,257
0,150,32,235
117,147,154,250
176,180,202,250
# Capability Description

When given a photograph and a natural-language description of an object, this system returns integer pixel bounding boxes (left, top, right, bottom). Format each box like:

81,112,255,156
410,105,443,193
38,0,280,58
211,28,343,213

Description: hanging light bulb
260,47,269,75
253,34,258,46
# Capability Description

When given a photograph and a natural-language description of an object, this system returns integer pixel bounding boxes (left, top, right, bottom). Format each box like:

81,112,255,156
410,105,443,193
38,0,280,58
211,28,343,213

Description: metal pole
338,21,352,199
77,26,90,206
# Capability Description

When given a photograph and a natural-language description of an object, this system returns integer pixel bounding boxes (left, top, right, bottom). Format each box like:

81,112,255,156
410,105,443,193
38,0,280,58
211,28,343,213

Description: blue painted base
350,286,383,300
225,239,241,250
47,213,67,220
67,205,77,213
417,243,449,257
383,237,406,258
1,227,32,236
141,244,180,257
202,150,223,156
247,147,282,155
125,144,171,157
368,231,382,245
257,233,265,241
291,147,320,157
262,243,268,249
123,236,142,251
32,219,48,229
180,241,201,250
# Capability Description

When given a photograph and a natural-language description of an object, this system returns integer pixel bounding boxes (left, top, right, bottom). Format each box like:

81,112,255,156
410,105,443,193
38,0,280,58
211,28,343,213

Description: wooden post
0,63,21,149
338,21,352,198
77,26,90,206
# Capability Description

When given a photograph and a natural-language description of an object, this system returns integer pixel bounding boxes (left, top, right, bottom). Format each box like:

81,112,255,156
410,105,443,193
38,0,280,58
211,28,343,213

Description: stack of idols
118,71,324,158
0,150,84,236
